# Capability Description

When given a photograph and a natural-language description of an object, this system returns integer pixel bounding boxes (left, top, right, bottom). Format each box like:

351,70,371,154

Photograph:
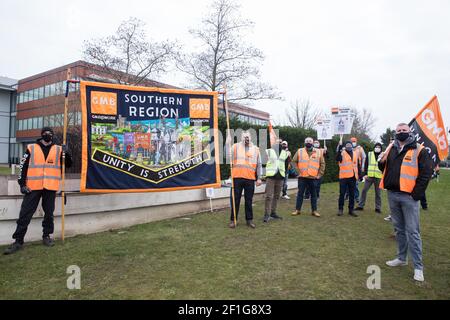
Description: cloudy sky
1,0,449,139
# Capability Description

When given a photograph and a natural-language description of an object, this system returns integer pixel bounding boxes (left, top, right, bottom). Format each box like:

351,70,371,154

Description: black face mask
395,132,409,142
305,143,313,149
42,134,53,143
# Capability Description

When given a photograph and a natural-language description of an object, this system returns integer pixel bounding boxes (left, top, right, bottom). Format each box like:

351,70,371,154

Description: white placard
315,119,333,140
205,188,215,198
331,107,355,135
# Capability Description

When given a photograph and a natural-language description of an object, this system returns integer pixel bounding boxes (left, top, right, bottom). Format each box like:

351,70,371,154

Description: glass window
33,117,38,129
44,85,50,97
17,92,22,104
43,115,49,127
38,117,43,129
28,118,33,129
23,119,28,130
48,115,54,127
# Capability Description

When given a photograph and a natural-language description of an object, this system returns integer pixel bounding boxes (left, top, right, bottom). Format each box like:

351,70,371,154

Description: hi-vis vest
265,149,288,178
297,148,321,178
380,144,424,193
367,151,382,178
232,143,259,180
339,150,359,179
26,144,62,191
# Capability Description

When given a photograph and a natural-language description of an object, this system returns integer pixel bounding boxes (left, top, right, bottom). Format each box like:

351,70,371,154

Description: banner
331,107,355,135
80,81,220,192
409,96,448,166
315,118,333,140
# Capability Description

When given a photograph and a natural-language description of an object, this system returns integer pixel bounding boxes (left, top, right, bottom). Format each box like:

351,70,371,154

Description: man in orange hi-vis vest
291,137,325,217
336,138,361,217
4,127,72,255
378,123,432,282
228,131,262,229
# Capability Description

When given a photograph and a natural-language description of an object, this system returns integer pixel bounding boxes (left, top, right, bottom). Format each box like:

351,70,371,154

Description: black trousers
230,178,255,222
12,189,56,243
339,177,356,210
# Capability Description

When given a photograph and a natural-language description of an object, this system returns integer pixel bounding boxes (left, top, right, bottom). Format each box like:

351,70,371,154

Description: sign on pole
315,118,333,140
331,107,355,135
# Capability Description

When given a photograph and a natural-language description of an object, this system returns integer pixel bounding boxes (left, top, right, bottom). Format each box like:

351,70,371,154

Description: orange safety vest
297,148,321,178
339,150,359,179
26,144,62,191
232,143,259,180
380,144,424,193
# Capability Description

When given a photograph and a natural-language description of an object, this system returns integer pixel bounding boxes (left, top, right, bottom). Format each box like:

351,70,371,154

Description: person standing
281,141,292,200
4,127,72,255
229,131,262,229
336,139,360,217
379,123,432,282
344,137,366,202
355,142,383,213
291,137,325,217
263,139,289,223
305,140,328,200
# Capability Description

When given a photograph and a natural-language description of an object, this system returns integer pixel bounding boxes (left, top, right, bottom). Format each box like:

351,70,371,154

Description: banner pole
223,85,237,227
61,68,71,243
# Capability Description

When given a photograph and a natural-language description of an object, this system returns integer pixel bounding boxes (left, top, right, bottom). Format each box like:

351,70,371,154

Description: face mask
42,134,53,143
374,147,381,153
395,132,409,142
305,143,313,149
352,143,357,148
314,144,320,148
281,145,287,150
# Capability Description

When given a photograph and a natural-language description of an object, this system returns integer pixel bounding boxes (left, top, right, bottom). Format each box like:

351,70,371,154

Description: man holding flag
379,95,448,282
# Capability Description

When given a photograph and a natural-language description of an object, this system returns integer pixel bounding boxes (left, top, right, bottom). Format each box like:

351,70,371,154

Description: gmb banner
409,95,448,166
80,81,221,193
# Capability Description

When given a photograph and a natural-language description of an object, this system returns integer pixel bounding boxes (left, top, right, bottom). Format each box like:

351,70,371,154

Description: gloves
20,186,32,194
62,144,68,153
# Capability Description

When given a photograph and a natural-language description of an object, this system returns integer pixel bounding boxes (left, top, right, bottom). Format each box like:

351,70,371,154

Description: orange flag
268,121,278,147
409,96,448,165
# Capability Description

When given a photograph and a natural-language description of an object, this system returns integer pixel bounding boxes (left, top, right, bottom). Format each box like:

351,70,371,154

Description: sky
1,0,449,140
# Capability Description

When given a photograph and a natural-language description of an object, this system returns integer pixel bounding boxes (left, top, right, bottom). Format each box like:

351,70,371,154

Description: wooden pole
223,85,237,227
61,68,71,242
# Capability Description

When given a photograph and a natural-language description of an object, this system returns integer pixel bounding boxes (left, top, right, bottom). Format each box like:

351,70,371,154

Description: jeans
13,189,56,243
387,191,423,270
339,177,356,210
230,178,255,222
264,177,283,217
358,177,381,210
304,177,323,199
296,178,317,212
345,180,360,201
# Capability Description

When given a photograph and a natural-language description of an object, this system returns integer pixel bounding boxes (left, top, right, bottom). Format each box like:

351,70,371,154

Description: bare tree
350,108,377,141
286,100,321,129
178,0,280,102
83,17,177,85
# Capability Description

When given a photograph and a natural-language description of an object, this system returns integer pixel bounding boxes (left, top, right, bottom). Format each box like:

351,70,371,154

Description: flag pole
223,85,237,227
61,68,71,243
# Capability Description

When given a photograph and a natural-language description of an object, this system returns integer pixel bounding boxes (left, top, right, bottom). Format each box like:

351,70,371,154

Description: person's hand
256,179,262,187
20,186,31,194
62,144,68,153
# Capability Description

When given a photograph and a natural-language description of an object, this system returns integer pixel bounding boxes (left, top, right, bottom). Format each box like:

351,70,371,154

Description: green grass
1,171,450,300
0,167,12,175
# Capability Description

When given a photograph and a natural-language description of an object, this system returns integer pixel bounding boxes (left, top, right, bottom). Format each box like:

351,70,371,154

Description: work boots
3,241,23,255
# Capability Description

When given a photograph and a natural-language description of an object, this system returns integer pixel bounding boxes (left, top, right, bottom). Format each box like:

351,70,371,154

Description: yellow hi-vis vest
367,151,383,178
26,144,62,191
265,149,288,178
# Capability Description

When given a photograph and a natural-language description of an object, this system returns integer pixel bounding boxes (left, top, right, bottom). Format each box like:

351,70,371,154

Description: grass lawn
0,167,12,175
1,171,449,300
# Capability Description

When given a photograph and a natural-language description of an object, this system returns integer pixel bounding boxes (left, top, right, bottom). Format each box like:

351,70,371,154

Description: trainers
355,207,364,211
384,215,392,221
43,236,55,247
414,269,424,282
228,221,236,228
281,195,290,200
337,210,343,216
4,241,23,255
349,210,358,217
246,220,256,229
263,216,270,223
270,213,283,220
291,210,301,216
312,211,321,217
386,258,408,267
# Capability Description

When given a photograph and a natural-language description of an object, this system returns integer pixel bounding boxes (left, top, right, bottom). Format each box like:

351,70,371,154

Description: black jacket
18,139,72,187
378,137,432,200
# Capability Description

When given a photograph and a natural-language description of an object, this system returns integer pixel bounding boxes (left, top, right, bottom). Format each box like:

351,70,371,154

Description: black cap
41,127,54,135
